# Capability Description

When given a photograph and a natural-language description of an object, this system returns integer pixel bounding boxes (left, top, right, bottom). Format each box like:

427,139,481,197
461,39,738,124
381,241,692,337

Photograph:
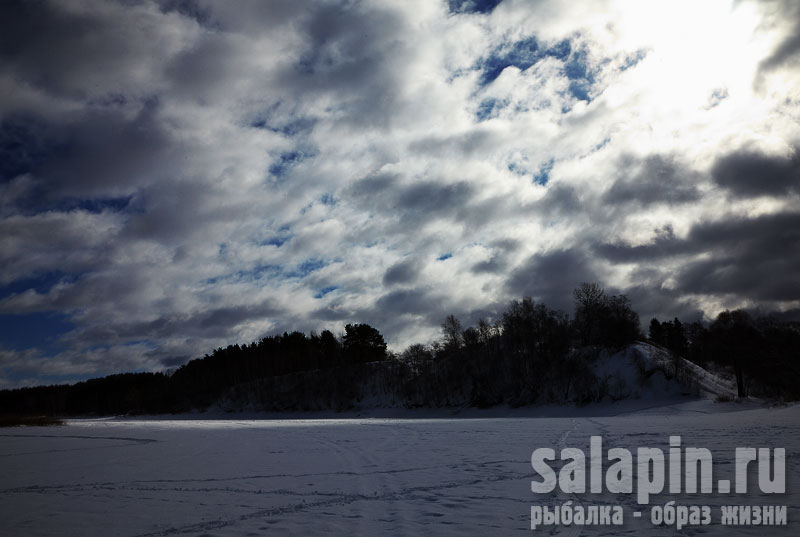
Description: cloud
374,288,439,317
383,259,421,286
755,0,800,82
711,147,800,198
593,211,800,305
506,249,599,313
0,1,202,109
1,0,799,387
603,155,701,207
673,211,800,302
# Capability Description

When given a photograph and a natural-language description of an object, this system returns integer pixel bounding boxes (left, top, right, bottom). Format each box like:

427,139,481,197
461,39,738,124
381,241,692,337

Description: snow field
1,400,798,536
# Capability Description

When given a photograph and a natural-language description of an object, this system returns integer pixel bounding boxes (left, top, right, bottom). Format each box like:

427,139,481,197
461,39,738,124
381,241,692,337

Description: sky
1,0,799,388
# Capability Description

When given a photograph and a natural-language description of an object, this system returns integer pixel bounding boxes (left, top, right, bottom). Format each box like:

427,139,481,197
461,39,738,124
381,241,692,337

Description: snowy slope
624,342,740,400
677,353,740,399
590,343,686,402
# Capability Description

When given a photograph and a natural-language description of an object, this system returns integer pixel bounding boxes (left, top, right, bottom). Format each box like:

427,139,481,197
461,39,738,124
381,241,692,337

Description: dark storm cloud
347,172,398,199
535,184,583,217
622,284,704,325
760,31,800,73
749,307,800,324
453,194,521,230
159,354,191,368
595,211,800,303
603,155,700,207
506,249,598,313
383,259,420,286
491,238,520,252
470,241,517,275
598,211,800,261
407,129,497,157
711,148,800,197
593,225,682,263
347,174,476,225
673,212,800,301
756,1,800,77
277,2,412,128
120,177,251,244
45,102,173,199
0,102,176,217
353,286,468,347
397,181,474,218
0,212,116,286
311,304,353,322
0,1,178,100
163,33,246,99
530,155,701,230
374,288,440,317
159,0,307,34
471,255,506,274
676,254,800,302
76,302,281,345
504,249,704,324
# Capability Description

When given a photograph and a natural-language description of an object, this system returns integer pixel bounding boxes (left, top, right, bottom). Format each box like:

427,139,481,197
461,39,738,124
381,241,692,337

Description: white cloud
1,0,799,386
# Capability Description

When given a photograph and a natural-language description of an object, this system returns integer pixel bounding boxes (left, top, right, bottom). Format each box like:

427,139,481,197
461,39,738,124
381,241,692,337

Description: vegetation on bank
0,415,65,427
1,283,798,416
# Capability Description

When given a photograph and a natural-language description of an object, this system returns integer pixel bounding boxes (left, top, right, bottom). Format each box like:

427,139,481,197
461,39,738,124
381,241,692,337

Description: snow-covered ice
1,399,798,536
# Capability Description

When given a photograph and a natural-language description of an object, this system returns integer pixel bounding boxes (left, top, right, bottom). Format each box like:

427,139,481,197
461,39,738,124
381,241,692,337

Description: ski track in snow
0,401,798,536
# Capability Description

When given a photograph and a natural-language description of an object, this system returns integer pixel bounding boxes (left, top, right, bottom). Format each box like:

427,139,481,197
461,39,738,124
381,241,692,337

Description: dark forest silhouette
2,284,798,417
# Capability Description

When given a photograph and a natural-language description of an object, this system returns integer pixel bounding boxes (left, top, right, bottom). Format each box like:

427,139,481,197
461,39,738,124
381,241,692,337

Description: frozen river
1,400,798,536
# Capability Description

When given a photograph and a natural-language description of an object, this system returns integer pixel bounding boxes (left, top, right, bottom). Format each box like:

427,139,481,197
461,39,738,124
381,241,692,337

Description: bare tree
441,314,464,351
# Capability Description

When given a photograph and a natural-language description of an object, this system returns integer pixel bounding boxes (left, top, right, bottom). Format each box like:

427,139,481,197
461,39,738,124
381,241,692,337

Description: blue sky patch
594,137,611,152
533,159,554,185
547,39,572,61
251,115,316,137
0,311,74,354
314,286,338,299
564,49,589,80
564,48,596,102
205,264,282,285
235,264,282,282
480,36,540,86
476,98,508,121
0,117,60,183
707,88,729,108
262,236,289,248
0,271,74,300
437,253,453,261
448,0,504,15
269,150,306,177
257,225,292,248
15,192,137,218
478,38,599,102
568,81,591,102
287,258,327,278
508,160,531,176
620,49,648,71
60,195,134,214
320,193,337,206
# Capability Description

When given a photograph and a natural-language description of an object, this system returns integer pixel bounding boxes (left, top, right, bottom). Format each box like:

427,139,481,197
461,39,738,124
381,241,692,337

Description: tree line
0,323,387,415
648,310,800,398
2,283,798,416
